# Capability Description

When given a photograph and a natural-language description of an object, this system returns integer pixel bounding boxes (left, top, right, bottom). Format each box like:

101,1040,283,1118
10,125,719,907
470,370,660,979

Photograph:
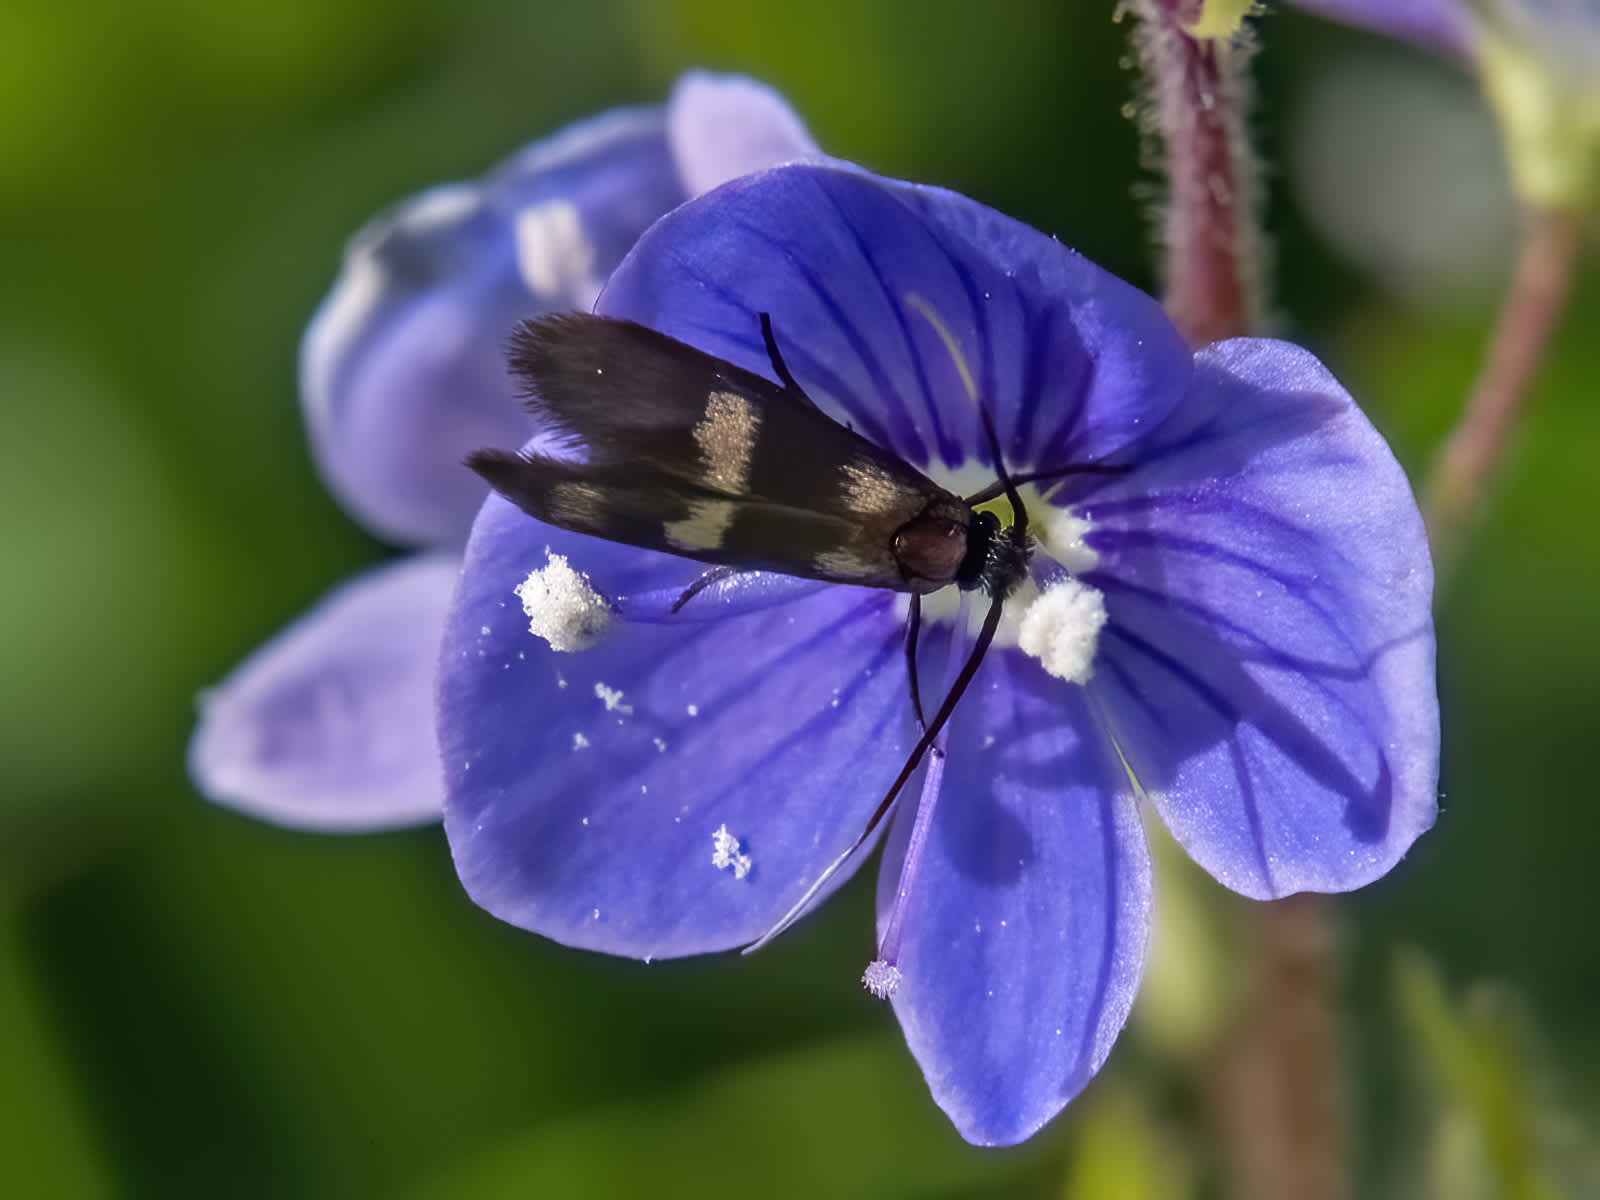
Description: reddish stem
1128,0,1263,344
1424,207,1582,571
1126,9,1343,1200
1215,895,1347,1200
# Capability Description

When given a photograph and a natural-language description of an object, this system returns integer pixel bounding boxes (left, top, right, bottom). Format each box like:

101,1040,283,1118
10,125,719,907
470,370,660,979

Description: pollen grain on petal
594,681,633,713
711,823,753,879
861,960,902,999
1017,577,1108,684
514,552,613,651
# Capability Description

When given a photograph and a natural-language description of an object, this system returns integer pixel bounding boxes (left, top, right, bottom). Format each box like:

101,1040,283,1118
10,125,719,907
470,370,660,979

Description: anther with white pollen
513,551,613,652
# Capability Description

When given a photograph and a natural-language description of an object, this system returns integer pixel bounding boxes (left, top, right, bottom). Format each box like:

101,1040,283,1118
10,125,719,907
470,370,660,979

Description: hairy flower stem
1126,7,1342,1198
1124,0,1265,344
1216,894,1345,1200
1424,207,1582,574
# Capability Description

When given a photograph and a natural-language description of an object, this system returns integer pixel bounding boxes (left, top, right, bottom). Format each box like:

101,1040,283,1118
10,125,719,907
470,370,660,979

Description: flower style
438,162,1440,1144
1291,0,1600,210
188,74,818,830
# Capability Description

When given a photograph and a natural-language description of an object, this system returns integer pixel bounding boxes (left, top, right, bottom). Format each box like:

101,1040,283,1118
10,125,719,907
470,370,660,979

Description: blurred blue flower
1288,0,1479,58
1291,0,1600,208
189,74,818,830
438,163,1440,1144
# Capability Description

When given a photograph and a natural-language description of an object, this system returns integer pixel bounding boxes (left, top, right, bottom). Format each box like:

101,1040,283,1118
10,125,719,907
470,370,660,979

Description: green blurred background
3,2,1595,1195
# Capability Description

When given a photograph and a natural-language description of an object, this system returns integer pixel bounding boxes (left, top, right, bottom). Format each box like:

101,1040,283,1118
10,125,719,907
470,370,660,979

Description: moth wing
510,313,949,527
468,450,915,588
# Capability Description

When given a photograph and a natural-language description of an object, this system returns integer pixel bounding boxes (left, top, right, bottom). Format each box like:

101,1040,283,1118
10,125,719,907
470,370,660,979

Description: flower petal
1082,339,1438,898
666,71,820,197
301,108,681,547
597,164,1191,478
1288,0,1478,60
302,74,820,549
189,553,459,831
879,646,1151,1146
439,495,920,958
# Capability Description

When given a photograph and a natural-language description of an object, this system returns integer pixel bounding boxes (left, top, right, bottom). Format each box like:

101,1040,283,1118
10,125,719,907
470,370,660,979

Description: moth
468,311,1075,940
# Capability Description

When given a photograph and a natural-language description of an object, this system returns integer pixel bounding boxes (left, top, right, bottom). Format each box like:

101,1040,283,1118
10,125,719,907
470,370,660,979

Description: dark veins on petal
909,211,998,468
810,181,955,465
723,212,931,463
663,253,903,457
1104,620,1393,873
704,603,907,801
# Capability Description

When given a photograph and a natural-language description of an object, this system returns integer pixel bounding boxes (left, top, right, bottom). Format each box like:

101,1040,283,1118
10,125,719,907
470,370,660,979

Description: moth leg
759,312,802,393
904,593,928,734
670,564,747,614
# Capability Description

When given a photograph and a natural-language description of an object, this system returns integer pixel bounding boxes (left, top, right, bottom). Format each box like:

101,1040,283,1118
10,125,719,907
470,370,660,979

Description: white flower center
899,467,1101,649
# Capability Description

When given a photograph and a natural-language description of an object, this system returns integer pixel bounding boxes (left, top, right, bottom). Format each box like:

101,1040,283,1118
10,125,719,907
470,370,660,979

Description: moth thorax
978,519,1033,600
892,497,973,592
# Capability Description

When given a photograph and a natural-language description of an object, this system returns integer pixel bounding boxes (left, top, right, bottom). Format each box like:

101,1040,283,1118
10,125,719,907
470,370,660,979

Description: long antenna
744,306,1031,953
746,407,1028,953
904,594,928,733
743,590,1007,952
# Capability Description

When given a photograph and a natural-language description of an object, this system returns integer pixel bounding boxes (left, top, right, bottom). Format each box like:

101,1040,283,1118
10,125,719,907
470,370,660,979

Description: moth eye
893,515,968,588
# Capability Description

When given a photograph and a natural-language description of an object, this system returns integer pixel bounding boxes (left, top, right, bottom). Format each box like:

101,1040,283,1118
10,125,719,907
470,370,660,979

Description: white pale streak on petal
515,552,614,651
512,199,604,309
302,185,482,432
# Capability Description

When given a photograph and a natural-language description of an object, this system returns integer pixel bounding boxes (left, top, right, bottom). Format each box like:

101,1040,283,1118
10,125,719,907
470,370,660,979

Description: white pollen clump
711,824,752,879
514,554,612,651
594,682,632,713
1017,577,1108,684
861,960,902,999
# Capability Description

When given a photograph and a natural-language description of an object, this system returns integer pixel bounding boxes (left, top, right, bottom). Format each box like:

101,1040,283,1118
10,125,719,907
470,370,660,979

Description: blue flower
1288,0,1479,59
438,163,1440,1144
1290,0,1600,208
189,74,818,830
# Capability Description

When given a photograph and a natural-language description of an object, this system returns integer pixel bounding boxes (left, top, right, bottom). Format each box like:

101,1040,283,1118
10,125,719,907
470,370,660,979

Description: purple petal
1287,0,1478,60
301,109,681,546
1081,339,1438,898
438,495,920,958
302,74,820,549
878,646,1151,1146
667,71,821,196
189,554,459,831
597,164,1192,478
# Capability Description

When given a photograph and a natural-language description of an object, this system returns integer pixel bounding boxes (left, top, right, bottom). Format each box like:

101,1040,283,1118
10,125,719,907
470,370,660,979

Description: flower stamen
515,551,614,651
1017,577,1108,684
